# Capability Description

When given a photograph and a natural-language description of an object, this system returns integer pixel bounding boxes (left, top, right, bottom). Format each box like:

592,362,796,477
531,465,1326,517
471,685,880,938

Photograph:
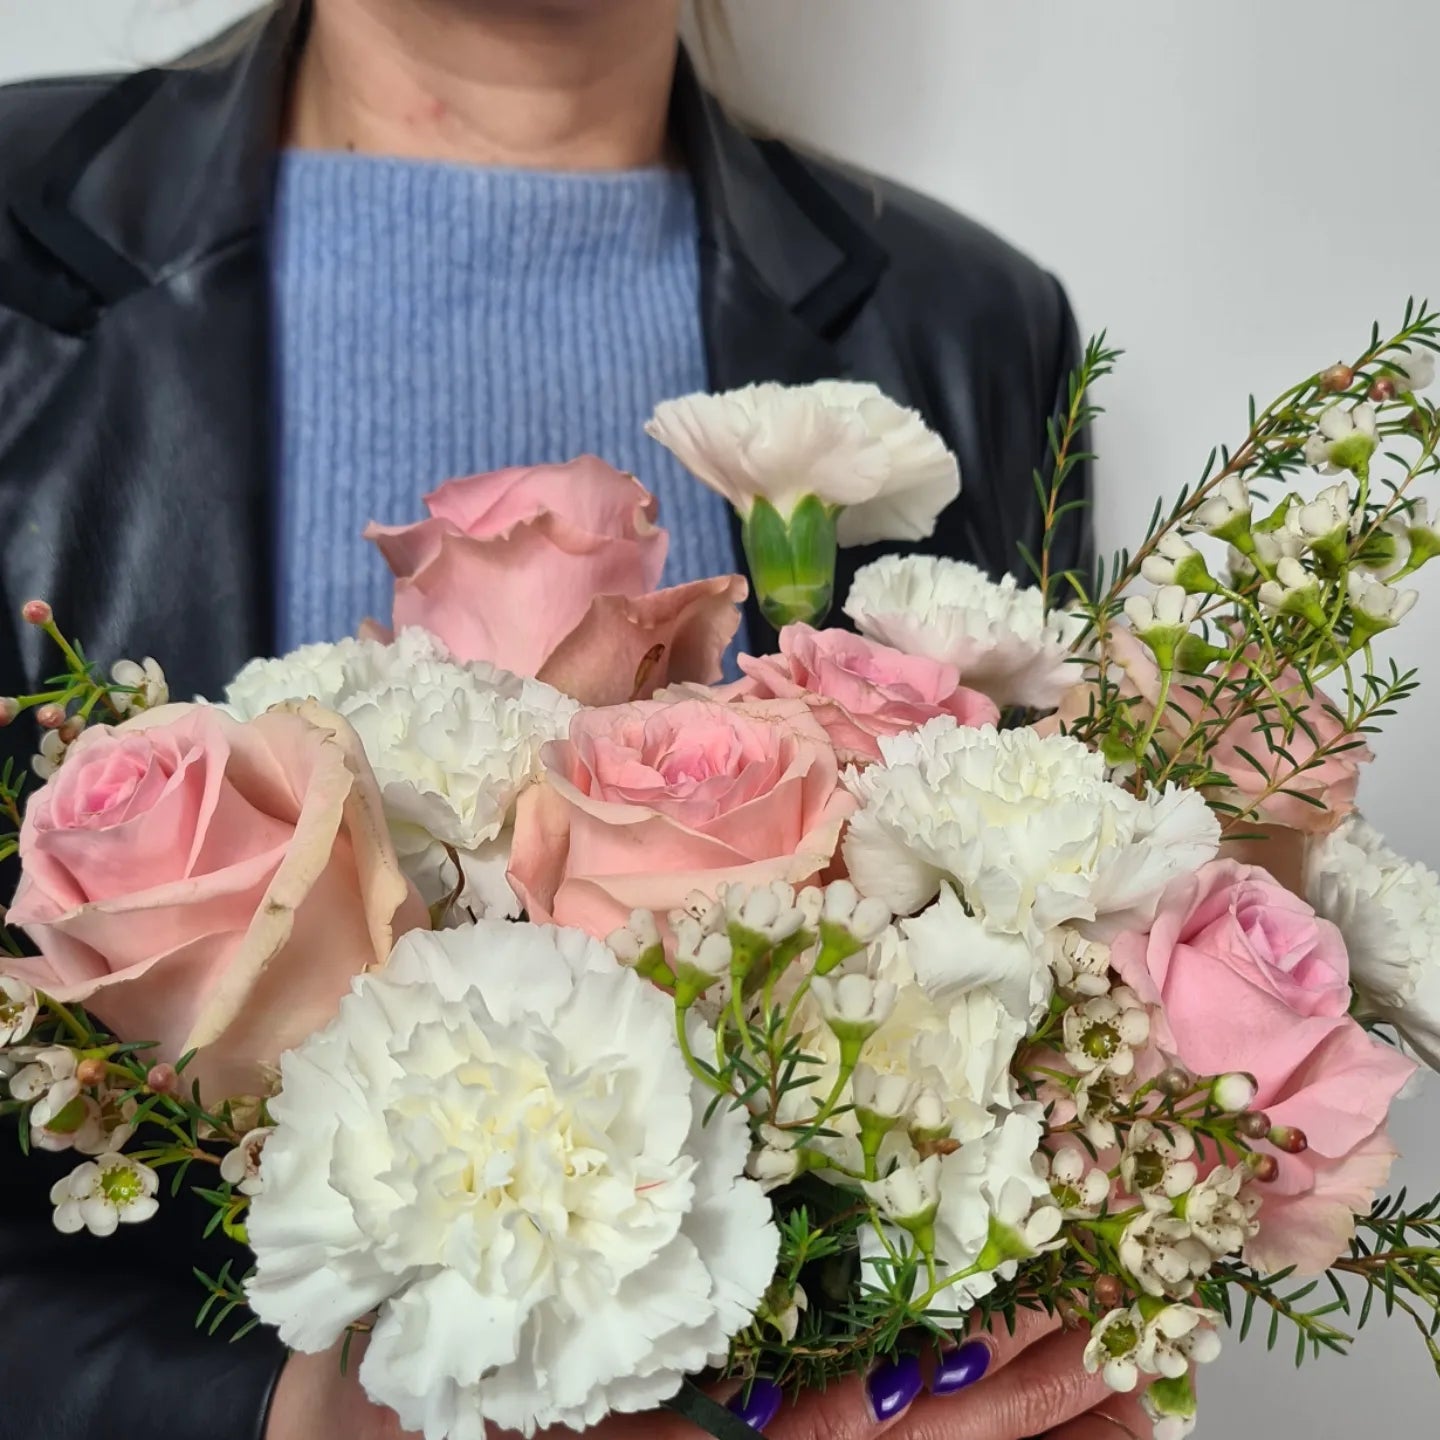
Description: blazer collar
11,1,886,349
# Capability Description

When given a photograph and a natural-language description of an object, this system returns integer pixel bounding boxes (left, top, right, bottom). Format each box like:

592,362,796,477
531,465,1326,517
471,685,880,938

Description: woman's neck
287,0,683,170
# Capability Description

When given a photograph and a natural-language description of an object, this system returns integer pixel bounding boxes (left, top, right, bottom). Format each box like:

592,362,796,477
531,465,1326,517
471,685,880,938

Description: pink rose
1112,859,1414,1274
5,703,425,1098
508,696,856,939
366,460,745,704
1051,629,1368,834
732,624,999,763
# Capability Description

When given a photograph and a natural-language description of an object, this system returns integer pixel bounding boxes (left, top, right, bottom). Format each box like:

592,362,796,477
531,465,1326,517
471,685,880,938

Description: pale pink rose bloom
1112,859,1414,1274
5,702,425,1099
731,624,999,764
508,696,856,939
1044,628,1368,834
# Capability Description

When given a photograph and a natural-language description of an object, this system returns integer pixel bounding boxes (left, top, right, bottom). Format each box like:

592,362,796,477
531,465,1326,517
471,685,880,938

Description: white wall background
2,2,1437,1436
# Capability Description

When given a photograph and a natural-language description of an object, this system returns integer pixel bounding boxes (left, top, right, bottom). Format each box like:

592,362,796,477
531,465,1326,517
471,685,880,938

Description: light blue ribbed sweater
268,151,744,656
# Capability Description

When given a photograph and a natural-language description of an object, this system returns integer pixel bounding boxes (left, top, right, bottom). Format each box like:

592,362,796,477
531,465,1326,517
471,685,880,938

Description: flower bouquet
4,308,1440,1440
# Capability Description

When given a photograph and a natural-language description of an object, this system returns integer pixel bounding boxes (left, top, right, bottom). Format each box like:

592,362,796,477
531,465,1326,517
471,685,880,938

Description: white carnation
246,921,776,1439
224,629,578,918
646,381,959,544
843,720,1218,942
1307,815,1440,1069
844,555,1084,709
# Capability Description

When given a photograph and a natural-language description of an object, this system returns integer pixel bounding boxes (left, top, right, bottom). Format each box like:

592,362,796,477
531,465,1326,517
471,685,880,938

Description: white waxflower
860,1110,1058,1318
1051,931,1113,998
1118,1212,1213,1299
1139,533,1205,588
1119,1120,1198,1209
844,556,1083,709
1138,1305,1223,1380
1123,586,1202,637
1257,555,1322,617
810,974,898,1038
1144,1391,1199,1440
1063,990,1150,1084
851,1064,916,1123
1040,1146,1111,1218
109,657,169,714
1346,569,1419,632
820,879,892,943
246,920,776,1439
219,1127,275,1198
1383,343,1436,393
843,720,1219,941
747,1123,803,1191
1084,1305,1146,1391
9,1047,108,1153
1303,401,1378,474
864,1154,941,1225
1284,481,1353,547
1189,475,1251,536
224,628,578,918
30,728,65,781
50,1153,159,1236
720,880,810,947
1250,526,1306,570
763,1281,808,1344
1307,815,1440,1068
1184,1165,1260,1257
1074,1074,1125,1151
645,381,959,544
0,976,38,1046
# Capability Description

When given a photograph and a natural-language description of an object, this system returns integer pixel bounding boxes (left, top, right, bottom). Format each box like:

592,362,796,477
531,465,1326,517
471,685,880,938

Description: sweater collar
9,0,887,352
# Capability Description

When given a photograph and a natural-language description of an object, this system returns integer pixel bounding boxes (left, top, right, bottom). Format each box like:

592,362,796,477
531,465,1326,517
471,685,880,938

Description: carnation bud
1268,1125,1309,1155
1368,376,1397,403
0,698,17,727
35,704,66,731
1211,1072,1258,1113
1156,1066,1192,1098
146,1063,179,1095
1250,1153,1281,1183
1320,363,1355,394
58,716,87,745
1093,1274,1125,1309
1236,1110,1273,1140
74,1058,108,1088
20,599,52,626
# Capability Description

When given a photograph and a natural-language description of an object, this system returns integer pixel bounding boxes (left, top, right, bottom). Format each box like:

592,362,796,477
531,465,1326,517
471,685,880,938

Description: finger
924,1305,1063,1399
1040,1389,1153,1440
898,1326,1111,1440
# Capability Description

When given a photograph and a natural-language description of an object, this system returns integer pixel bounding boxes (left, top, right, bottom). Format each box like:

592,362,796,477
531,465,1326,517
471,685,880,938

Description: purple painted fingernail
930,1338,993,1395
866,1353,923,1423
727,1378,783,1432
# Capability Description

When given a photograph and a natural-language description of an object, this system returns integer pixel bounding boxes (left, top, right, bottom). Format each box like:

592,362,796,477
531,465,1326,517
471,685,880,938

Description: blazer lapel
0,4,303,699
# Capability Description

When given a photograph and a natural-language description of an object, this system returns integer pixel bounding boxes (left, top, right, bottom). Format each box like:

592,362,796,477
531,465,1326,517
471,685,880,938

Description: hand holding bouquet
4,310,1440,1440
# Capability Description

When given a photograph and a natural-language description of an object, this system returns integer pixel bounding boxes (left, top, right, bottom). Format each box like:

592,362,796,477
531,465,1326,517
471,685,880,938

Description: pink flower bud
1268,1126,1309,1154
58,716,87,745
1321,363,1355,394
1094,1274,1125,1308
145,1063,179,1095
75,1057,108,1088
1156,1066,1193,1097
1211,1072,1258,1113
1369,376,1397,403
0,698,17,727
20,600,52,627
34,704,66,731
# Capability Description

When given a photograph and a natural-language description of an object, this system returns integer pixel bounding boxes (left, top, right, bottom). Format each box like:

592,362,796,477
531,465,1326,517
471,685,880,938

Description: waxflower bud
145,1064,179,1096
1320,362,1355,393
0,698,17,726
1257,557,1328,628
35,704,66,731
1368,376,1397,403
1249,1153,1281,1183
21,600,52,626
1235,1110,1273,1139
1093,1274,1126,1309
74,1058,108,1088
1211,1072,1258,1113
1269,1125,1309,1154
58,716,87,745
1156,1066,1193,1098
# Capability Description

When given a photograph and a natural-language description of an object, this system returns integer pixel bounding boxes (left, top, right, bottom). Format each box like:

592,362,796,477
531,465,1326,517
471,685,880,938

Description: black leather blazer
0,4,1089,1438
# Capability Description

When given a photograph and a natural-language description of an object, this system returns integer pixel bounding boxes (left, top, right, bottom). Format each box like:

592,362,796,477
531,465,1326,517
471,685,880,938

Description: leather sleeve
0,1121,287,1440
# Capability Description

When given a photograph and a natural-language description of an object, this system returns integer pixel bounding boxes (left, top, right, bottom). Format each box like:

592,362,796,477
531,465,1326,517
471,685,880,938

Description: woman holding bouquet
0,0,1103,1437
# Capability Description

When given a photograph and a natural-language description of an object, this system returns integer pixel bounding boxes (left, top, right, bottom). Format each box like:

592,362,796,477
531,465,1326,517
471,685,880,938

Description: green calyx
741,494,839,629
814,919,867,976
1147,1374,1198,1420
975,1213,1038,1271
1327,431,1376,478
1172,551,1221,596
